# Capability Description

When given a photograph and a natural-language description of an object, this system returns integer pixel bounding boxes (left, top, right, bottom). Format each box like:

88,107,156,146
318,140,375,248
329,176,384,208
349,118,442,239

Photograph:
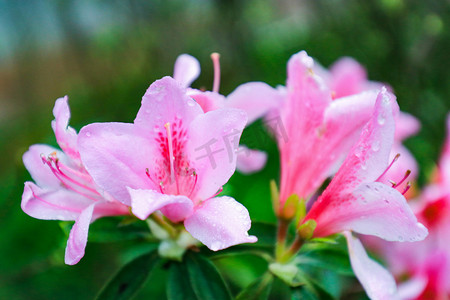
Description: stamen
164,123,177,185
41,153,100,201
376,153,400,182
212,186,224,198
211,52,221,93
393,170,411,188
188,171,198,198
401,182,411,195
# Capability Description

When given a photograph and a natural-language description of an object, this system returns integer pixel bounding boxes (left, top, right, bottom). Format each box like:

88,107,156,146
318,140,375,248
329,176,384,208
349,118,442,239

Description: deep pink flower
299,88,427,300
276,51,381,207
78,76,257,251
21,97,129,265
172,53,281,174
303,88,427,241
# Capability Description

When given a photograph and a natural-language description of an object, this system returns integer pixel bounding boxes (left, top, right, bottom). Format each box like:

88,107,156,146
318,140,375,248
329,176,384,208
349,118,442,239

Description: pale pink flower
21,97,129,265
172,53,281,174
78,76,257,251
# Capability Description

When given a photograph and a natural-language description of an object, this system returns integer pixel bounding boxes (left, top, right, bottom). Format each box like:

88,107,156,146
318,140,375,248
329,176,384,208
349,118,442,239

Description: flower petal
225,82,281,124
65,204,95,265
51,96,80,162
188,90,226,113
173,54,201,88
134,76,203,131
21,181,90,220
236,146,268,174
395,112,421,142
344,232,397,300
329,57,368,98
23,144,68,188
128,187,193,222
186,108,247,200
78,122,155,206
184,196,257,251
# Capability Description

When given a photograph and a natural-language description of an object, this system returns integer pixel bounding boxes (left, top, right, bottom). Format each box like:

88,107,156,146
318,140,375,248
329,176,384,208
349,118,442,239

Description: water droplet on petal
398,236,404,242
371,141,380,151
85,132,91,137
377,114,386,125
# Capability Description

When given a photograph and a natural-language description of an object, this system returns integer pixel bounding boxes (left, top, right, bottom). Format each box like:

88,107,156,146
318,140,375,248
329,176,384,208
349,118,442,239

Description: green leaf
297,248,353,275
269,262,307,287
96,250,160,300
185,252,232,300
236,272,273,300
298,236,353,275
167,262,198,300
291,270,335,300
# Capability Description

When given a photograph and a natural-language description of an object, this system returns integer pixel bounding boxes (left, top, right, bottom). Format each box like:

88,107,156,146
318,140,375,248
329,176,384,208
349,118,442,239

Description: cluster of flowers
22,50,450,299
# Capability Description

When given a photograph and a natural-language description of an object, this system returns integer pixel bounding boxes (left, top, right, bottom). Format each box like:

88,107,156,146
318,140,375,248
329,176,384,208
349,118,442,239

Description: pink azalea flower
276,51,382,208
303,88,427,241
172,53,281,174
21,97,129,265
298,89,428,300
78,76,257,251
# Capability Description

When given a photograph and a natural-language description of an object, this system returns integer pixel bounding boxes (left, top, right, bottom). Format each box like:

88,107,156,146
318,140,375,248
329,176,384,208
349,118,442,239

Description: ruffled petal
78,122,154,206
128,188,193,222
173,54,201,88
225,82,281,124
186,108,247,200
236,146,267,174
344,232,397,300
21,181,91,220
51,96,80,162
65,204,95,265
184,196,257,251
134,76,203,131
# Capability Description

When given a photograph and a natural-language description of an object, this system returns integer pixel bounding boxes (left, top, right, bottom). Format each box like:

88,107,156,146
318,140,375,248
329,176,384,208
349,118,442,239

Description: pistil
164,122,180,193
211,52,221,93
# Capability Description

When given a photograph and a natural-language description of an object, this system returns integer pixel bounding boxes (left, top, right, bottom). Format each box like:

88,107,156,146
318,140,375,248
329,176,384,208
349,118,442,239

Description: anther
376,153,401,182
211,52,221,93
401,182,411,195
393,170,411,188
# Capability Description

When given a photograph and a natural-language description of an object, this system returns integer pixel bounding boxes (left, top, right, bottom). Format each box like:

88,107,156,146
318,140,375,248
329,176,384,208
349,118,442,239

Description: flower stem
148,214,178,239
279,235,304,263
275,218,289,261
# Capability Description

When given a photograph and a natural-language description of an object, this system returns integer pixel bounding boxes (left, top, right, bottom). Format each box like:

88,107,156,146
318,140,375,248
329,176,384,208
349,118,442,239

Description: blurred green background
1,0,449,299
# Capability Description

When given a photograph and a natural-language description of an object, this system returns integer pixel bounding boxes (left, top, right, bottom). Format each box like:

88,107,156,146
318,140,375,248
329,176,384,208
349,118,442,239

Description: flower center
148,119,198,197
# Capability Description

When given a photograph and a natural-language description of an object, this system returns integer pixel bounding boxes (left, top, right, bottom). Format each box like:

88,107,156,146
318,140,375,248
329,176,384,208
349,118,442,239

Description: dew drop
371,141,380,151
398,236,404,242
377,114,386,125
85,132,91,137
384,199,390,204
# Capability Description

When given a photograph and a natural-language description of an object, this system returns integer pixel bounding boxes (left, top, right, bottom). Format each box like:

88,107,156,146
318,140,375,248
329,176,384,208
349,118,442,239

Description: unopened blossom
172,53,283,174
21,97,129,265
78,76,257,251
